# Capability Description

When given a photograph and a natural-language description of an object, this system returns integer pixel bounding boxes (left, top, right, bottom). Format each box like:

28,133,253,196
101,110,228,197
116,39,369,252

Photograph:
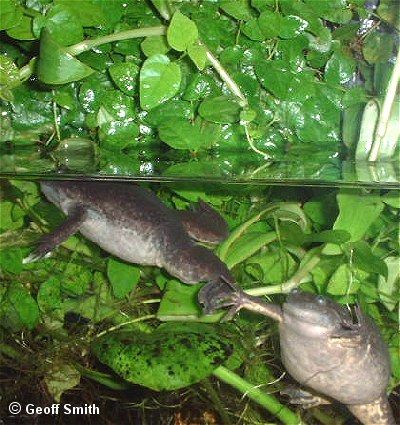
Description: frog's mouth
283,301,343,329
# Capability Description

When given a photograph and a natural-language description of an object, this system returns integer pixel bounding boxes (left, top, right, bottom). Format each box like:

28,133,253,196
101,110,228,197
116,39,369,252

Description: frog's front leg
281,385,332,408
23,205,87,263
199,282,283,322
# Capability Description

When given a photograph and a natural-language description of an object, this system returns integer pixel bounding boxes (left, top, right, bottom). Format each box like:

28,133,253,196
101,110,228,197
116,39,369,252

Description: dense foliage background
0,180,399,424
0,0,399,423
1,0,398,168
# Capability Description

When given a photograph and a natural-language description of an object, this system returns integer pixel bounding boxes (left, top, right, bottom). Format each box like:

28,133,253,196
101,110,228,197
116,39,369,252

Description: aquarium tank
0,0,399,424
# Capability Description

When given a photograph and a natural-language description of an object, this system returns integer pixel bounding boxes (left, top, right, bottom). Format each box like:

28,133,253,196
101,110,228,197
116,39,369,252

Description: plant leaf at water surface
1,0,397,161
167,11,198,52
37,30,94,85
139,54,181,110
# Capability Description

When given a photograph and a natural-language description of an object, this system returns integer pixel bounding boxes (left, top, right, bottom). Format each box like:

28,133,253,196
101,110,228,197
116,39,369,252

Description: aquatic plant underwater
1,0,399,423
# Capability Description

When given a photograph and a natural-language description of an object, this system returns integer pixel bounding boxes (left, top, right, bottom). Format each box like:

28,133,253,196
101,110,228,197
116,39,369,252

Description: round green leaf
187,43,207,70
0,55,20,89
38,30,94,85
37,277,62,312
0,0,23,31
92,323,233,391
306,26,332,53
167,11,198,52
258,10,281,39
363,32,395,64
109,62,139,95
38,4,83,46
145,100,192,126
51,0,106,27
256,60,313,101
6,13,36,40
158,118,203,150
198,96,241,123
0,248,23,274
7,282,40,330
139,54,181,110
242,19,265,41
141,36,170,57
107,258,140,299
98,90,136,120
99,118,140,147
279,15,308,39
325,51,356,86
44,363,81,403
79,75,108,113
220,0,254,21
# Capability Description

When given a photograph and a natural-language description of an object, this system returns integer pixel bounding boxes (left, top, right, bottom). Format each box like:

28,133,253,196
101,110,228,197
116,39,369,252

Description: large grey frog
199,286,396,425
26,181,234,288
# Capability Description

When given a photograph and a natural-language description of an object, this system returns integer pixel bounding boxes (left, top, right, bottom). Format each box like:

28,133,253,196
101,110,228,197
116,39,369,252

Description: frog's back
41,180,176,225
40,181,192,266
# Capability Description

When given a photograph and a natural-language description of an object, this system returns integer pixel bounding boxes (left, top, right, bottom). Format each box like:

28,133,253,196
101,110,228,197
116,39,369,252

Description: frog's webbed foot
179,200,229,244
198,280,244,321
198,281,283,322
281,385,331,408
23,206,86,263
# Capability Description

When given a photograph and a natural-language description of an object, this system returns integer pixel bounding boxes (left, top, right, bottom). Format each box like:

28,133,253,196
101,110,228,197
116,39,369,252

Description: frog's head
282,290,354,337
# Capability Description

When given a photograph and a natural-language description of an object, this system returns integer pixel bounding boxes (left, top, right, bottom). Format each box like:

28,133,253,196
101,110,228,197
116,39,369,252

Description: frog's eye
316,296,326,305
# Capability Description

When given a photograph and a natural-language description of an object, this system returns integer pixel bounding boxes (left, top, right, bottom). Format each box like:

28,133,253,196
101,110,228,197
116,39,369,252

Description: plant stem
18,57,37,82
213,366,304,425
203,379,232,425
246,254,321,296
94,314,156,339
368,48,400,161
205,49,271,157
204,48,247,106
67,26,166,56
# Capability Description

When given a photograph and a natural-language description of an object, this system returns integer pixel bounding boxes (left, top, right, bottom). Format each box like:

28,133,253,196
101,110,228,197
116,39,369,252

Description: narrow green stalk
18,57,36,82
75,365,131,390
203,48,272,158
368,48,400,161
213,366,304,425
67,26,166,56
204,48,247,105
94,314,156,339
203,379,232,425
246,254,321,296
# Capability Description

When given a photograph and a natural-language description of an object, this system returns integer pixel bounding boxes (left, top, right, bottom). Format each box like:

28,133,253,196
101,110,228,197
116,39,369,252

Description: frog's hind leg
23,206,87,263
348,396,396,425
178,200,229,244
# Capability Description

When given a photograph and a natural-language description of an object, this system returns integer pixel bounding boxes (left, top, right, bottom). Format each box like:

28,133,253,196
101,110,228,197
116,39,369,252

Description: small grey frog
199,286,396,425
26,181,234,287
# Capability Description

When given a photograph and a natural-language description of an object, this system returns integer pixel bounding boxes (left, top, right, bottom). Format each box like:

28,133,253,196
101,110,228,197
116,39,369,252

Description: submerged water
0,172,398,424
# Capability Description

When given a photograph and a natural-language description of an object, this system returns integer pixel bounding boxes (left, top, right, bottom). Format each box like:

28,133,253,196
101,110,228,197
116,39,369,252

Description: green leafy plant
0,179,398,423
1,0,398,163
